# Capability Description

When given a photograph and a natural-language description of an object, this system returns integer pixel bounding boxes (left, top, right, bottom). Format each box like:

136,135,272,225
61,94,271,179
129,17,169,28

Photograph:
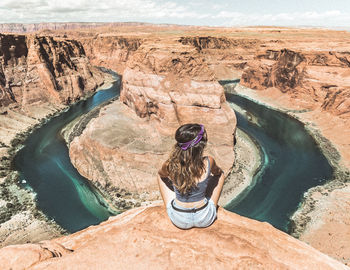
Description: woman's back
173,156,211,203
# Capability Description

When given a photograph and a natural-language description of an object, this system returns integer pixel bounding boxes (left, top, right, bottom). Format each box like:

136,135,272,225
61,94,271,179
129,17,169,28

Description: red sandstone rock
2,25,350,266
241,48,350,117
299,185,350,265
69,100,173,199
0,33,106,108
0,205,348,270
80,35,142,74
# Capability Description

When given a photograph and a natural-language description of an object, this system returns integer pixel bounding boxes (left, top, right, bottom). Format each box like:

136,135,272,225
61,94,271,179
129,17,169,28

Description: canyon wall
0,32,110,148
79,35,142,74
0,33,106,109
0,205,348,270
179,36,261,79
241,48,350,117
0,26,348,266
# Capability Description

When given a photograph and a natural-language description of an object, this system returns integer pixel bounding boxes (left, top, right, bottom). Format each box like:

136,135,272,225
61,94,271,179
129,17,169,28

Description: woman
157,123,225,229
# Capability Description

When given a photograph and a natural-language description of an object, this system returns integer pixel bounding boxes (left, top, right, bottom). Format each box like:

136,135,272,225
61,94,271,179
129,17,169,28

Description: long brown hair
166,123,208,194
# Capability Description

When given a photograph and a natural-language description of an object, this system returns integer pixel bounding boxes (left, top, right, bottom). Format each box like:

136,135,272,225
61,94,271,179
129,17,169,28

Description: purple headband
178,125,204,150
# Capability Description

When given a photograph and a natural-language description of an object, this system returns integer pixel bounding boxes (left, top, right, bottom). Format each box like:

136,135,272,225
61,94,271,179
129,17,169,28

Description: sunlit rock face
241,48,350,117
120,38,236,160
79,35,142,75
0,34,105,108
68,38,236,201
0,33,108,148
0,205,348,270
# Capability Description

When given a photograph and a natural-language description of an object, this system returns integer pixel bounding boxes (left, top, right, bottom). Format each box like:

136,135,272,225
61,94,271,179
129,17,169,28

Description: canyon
0,24,349,268
0,32,112,247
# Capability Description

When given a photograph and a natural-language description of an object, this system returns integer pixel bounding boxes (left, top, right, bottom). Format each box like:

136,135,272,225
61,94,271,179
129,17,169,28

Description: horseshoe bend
0,24,349,269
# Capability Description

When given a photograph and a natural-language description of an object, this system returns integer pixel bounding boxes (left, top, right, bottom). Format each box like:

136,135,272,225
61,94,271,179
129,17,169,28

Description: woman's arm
207,156,224,206
157,161,175,208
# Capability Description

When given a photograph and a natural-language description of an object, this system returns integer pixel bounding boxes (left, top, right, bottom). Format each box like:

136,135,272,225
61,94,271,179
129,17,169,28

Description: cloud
0,1,348,27
215,10,348,27
0,0,209,23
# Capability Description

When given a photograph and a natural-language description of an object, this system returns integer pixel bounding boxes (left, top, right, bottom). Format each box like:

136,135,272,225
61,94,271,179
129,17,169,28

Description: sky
0,0,349,28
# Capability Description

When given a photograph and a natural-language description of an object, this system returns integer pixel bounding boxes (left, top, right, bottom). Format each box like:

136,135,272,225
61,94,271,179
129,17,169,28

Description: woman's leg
209,173,225,206
157,175,175,208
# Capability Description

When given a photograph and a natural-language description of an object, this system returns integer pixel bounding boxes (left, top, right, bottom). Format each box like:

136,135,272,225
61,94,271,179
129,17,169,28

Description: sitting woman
157,123,224,229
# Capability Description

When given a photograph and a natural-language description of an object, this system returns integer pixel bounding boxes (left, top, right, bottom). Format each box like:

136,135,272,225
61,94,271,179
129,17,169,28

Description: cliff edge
0,205,348,270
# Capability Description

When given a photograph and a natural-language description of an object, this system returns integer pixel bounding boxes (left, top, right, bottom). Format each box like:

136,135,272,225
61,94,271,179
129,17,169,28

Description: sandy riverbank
219,128,262,206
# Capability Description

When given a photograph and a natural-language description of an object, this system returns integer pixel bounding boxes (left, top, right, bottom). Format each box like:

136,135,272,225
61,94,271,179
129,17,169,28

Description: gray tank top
174,157,211,203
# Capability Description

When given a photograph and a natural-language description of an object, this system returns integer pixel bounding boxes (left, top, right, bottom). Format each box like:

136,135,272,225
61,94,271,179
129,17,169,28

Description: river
14,78,121,232
225,93,333,231
13,78,333,233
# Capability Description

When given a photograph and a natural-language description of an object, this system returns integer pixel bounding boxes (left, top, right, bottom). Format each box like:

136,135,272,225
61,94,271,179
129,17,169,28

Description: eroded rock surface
241,48,350,117
0,205,348,270
80,35,142,74
0,33,108,146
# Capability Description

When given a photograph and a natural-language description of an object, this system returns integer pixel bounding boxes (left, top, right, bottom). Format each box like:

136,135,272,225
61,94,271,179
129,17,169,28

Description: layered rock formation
0,33,105,109
68,38,236,203
0,33,108,148
241,48,350,117
0,205,348,270
66,28,349,263
179,36,260,80
79,35,142,74
298,184,350,265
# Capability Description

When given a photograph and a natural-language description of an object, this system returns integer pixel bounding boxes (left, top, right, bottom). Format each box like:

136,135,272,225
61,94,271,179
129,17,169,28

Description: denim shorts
166,198,217,229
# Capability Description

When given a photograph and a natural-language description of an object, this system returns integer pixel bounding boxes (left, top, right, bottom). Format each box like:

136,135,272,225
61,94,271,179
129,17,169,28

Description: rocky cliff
0,26,348,266
79,35,142,74
0,33,106,109
0,205,348,270
0,33,110,147
179,36,260,80
241,48,350,117
68,38,236,204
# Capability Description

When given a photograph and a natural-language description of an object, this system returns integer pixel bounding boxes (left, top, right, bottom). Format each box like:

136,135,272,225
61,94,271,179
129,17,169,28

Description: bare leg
157,175,175,208
209,173,225,206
